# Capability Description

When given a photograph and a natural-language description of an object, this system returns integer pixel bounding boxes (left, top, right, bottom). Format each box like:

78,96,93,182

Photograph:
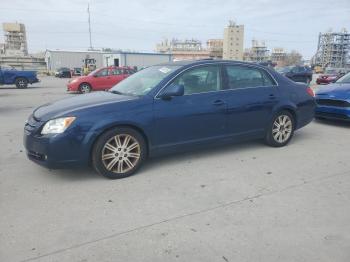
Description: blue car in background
315,72,350,121
0,67,39,88
24,60,316,179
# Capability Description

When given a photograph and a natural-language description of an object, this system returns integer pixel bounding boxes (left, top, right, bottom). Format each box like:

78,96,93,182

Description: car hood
33,91,137,121
316,83,350,100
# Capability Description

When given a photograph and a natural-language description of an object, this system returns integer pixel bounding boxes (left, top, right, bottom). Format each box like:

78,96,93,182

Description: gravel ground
0,77,349,262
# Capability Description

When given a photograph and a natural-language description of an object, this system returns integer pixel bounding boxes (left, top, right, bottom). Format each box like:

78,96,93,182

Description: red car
67,66,135,93
316,70,343,85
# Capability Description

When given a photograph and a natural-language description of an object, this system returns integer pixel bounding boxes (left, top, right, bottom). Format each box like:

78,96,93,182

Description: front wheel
79,83,91,93
92,127,147,179
265,111,295,147
15,77,28,89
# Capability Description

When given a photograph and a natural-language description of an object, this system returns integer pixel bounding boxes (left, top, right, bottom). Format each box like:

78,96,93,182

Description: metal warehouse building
45,49,172,72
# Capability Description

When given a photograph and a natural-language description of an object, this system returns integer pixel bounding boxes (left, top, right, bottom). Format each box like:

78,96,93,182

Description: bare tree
284,50,303,66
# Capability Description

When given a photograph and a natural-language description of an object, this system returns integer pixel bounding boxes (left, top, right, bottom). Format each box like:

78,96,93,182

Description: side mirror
93,74,98,77
159,84,184,100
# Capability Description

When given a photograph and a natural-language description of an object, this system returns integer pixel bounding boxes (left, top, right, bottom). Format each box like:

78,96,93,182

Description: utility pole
87,3,93,50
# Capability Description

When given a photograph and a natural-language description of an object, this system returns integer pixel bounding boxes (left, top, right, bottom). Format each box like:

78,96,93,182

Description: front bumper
67,82,79,92
315,106,350,121
23,116,89,169
24,130,84,169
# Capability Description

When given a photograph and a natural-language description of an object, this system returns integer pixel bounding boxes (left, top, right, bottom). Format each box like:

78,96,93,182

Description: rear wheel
92,127,146,179
79,83,91,93
15,77,28,89
265,111,295,147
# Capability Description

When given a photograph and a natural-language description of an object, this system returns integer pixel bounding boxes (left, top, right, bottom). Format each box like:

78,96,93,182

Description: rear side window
224,65,276,89
173,65,221,95
124,69,135,74
111,68,122,75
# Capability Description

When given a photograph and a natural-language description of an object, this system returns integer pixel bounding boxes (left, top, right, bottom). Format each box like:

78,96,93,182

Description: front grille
27,150,46,161
316,99,350,108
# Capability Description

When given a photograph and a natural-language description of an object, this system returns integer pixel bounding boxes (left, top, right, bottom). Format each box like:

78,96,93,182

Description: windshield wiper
109,90,138,96
109,90,125,95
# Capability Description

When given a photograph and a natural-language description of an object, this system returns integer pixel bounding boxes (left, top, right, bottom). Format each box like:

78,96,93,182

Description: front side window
225,65,275,89
95,68,109,77
172,66,221,95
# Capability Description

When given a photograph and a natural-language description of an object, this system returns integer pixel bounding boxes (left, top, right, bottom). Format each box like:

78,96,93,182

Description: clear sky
0,0,349,59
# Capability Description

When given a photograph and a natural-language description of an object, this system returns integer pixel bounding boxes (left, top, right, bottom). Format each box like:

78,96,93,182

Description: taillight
306,87,315,97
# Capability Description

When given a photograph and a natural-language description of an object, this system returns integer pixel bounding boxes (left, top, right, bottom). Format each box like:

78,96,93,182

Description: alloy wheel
80,84,91,93
101,134,141,174
18,80,26,87
272,115,293,143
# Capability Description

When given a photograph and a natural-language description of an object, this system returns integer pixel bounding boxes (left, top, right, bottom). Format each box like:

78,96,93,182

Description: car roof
157,59,270,69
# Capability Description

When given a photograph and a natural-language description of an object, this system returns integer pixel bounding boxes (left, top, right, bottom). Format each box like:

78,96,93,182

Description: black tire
79,83,92,93
15,77,28,89
92,127,147,179
265,110,295,147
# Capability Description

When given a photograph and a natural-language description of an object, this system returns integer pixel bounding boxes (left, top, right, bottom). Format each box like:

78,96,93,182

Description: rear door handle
269,94,276,100
212,100,225,106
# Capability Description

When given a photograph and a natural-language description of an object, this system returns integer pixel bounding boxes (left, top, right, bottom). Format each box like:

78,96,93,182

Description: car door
109,68,125,87
222,64,279,136
90,68,111,90
153,65,228,149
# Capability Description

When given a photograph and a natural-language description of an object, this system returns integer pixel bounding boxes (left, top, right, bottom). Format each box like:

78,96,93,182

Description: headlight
41,117,76,135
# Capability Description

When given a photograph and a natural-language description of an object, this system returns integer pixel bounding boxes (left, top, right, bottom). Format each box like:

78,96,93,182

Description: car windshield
336,72,350,83
276,66,291,73
110,65,181,96
88,68,100,76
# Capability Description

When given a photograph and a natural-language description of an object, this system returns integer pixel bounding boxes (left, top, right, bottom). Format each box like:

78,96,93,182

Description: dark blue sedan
315,72,350,121
24,60,316,179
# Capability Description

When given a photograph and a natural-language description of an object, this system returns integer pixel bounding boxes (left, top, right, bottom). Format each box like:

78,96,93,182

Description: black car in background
55,67,72,78
276,66,313,84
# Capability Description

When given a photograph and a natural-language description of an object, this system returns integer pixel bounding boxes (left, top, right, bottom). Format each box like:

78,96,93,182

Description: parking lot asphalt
0,77,350,262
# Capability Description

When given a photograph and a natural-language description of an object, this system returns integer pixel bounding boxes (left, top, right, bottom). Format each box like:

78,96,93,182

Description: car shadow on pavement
142,139,270,173
44,167,101,181
44,132,312,181
314,118,350,128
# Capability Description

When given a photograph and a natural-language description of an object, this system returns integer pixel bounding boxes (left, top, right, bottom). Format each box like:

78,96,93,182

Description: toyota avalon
24,60,316,179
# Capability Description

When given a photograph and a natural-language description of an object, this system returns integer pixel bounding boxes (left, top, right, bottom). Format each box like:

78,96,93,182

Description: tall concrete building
2,22,28,56
223,21,244,60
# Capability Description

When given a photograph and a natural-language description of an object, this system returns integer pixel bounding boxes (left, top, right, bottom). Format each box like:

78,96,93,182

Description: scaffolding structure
244,40,269,62
314,29,350,69
2,23,28,56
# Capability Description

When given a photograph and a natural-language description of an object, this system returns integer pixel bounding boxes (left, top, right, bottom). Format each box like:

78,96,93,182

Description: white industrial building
45,49,172,72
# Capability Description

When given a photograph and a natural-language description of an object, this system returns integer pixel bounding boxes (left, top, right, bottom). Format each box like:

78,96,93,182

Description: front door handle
269,94,276,100
212,100,225,106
